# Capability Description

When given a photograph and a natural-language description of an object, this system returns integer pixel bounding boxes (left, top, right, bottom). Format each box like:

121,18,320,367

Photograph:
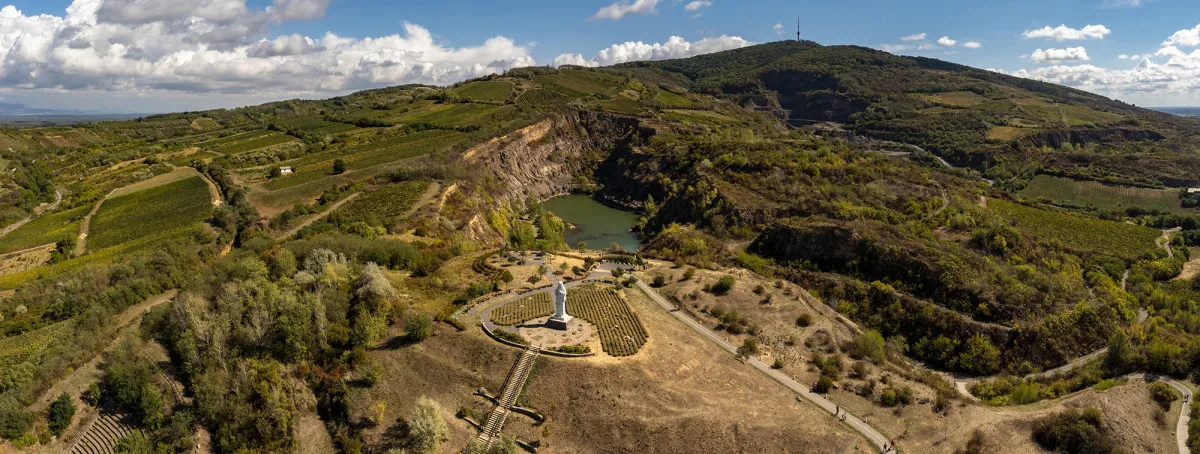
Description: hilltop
624,40,1200,188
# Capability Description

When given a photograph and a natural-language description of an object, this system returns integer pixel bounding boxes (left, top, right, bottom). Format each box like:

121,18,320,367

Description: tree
406,314,432,342
0,396,31,440
850,330,887,364
409,396,448,453
1104,330,1130,375
736,338,759,359
814,376,834,393
498,269,514,290
48,392,75,435
711,275,736,295
268,167,282,178
113,432,153,454
954,334,1001,375
332,159,346,175
652,274,667,287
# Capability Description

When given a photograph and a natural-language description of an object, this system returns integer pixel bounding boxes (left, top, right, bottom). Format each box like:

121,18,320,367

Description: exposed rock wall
465,111,650,205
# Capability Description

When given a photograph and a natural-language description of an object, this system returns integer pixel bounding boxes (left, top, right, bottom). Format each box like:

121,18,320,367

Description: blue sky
2,0,1200,112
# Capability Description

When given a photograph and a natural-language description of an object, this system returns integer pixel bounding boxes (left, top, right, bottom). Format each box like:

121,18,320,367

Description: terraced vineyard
336,180,431,226
397,103,514,128
214,131,297,155
489,288,649,356
0,320,72,368
261,130,465,191
989,198,1161,260
195,129,273,148
453,81,514,103
516,88,573,107
88,176,214,251
0,205,88,254
70,411,143,454
1018,174,1187,213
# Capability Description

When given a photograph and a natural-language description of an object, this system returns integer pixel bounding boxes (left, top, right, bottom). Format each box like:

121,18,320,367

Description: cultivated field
87,176,214,251
0,205,88,254
335,180,432,227
452,81,515,103
0,320,72,369
1019,174,1187,213
989,198,1161,259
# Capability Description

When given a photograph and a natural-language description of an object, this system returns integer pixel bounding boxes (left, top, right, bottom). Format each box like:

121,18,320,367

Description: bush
814,376,834,393
652,275,667,287
736,338,759,359
848,330,886,364
0,396,31,440
879,386,912,407
410,396,449,453
113,432,153,454
1149,381,1176,411
552,345,591,354
332,159,346,175
1031,408,1113,454
772,358,784,369
795,313,812,327
682,268,696,281
406,314,433,342
48,393,75,435
711,275,736,295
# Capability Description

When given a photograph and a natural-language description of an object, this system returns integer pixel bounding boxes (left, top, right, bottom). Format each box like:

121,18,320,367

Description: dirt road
633,279,894,452
0,189,62,238
275,192,360,240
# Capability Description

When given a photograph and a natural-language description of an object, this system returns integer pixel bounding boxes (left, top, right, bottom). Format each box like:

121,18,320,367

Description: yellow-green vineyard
489,288,649,356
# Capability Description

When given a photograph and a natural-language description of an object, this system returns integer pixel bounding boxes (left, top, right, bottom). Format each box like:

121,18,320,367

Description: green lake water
542,194,642,251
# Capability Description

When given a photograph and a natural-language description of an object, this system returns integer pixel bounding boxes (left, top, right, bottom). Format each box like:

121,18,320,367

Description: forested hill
620,40,1200,189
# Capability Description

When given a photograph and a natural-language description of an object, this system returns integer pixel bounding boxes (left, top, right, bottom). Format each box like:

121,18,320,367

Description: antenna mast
796,16,801,42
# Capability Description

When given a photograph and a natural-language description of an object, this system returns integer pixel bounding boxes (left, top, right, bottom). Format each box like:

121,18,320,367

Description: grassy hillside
624,40,1200,188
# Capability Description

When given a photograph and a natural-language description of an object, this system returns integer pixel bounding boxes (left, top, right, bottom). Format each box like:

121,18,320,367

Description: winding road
633,279,894,452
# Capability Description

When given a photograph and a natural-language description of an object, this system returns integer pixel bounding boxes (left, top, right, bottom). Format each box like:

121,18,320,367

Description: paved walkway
633,279,894,452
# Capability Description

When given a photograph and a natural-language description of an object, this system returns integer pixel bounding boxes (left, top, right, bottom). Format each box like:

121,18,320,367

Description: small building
279,166,293,175
1188,188,1200,194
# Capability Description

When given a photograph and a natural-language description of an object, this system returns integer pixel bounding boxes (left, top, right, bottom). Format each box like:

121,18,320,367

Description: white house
279,166,293,175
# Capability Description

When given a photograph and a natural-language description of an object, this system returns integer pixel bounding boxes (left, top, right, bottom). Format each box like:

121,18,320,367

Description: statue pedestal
547,314,574,330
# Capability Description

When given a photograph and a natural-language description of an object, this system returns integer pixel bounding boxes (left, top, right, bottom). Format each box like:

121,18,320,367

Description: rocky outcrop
465,111,651,204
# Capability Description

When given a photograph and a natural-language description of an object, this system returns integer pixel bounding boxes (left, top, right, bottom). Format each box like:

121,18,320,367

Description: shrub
113,432,153,454
772,358,784,369
736,338,759,359
753,284,765,295
332,159,346,175
553,345,591,354
795,313,812,327
1149,381,1176,411
814,376,834,393
652,275,667,287
879,386,912,407
1031,408,1113,454
711,275,736,295
682,268,696,281
410,396,449,453
848,330,886,364
48,393,75,435
406,314,433,342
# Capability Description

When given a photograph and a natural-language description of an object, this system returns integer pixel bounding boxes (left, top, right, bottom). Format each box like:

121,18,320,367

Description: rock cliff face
1020,128,1165,149
465,111,651,204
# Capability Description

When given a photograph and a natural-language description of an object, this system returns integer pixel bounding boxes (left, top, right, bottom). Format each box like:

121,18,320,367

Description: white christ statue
548,280,573,329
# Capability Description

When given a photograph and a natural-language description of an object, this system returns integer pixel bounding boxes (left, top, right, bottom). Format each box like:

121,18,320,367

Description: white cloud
774,23,783,36
937,36,956,46
900,33,926,42
684,1,712,11
1022,24,1111,41
963,41,982,49
1030,46,1090,63
553,35,752,67
589,0,659,21
0,2,535,100
1101,0,1147,7
1163,24,1200,47
1118,54,1129,59
689,13,702,19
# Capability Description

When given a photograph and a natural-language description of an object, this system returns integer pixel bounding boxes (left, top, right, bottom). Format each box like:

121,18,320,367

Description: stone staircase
70,410,142,454
477,345,540,449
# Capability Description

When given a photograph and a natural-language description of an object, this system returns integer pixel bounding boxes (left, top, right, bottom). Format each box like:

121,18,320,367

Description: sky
2,0,1200,113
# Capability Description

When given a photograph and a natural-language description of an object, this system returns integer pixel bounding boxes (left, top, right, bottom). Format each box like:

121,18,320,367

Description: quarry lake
543,194,642,251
